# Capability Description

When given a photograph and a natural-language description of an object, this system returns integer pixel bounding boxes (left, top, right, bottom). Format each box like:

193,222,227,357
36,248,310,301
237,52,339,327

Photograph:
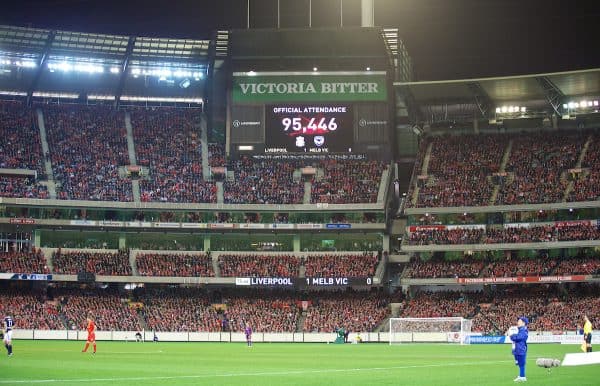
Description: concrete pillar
293,234,301,252
361,0,374,27
34,229,42,248
119,233,126,250
382,234,390,253
204,236,211,252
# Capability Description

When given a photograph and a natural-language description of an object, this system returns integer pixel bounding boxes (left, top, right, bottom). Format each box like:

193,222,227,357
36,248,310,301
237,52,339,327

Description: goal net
389,317,472,345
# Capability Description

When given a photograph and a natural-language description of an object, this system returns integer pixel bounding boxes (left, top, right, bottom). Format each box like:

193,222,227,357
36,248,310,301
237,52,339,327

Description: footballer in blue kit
3,315,14,357
244,323,252,347
510,316,529,382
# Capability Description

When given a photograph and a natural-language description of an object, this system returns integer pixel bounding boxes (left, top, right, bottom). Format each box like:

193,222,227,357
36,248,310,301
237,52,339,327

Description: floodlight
568,102,575,109
594,100,599,106
495,107,501,113
313,67,318,72
520,107,526,113
587,101,593,107
562,104,568,109
110,67,120,74
501,106,508,113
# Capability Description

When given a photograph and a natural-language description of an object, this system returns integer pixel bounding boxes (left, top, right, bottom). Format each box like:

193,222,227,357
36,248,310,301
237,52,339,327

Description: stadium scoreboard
229,72,390,156
235,277,373,288
265,105,353,153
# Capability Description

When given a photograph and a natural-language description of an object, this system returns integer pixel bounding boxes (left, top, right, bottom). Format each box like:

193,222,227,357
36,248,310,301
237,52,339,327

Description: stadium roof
0,24,210,68
394,68,600,121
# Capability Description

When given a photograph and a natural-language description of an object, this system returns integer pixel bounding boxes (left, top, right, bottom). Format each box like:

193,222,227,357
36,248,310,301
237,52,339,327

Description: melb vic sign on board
232,72,387,103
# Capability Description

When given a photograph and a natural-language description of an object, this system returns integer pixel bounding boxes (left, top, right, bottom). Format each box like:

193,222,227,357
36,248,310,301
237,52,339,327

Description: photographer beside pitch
508,316,529,382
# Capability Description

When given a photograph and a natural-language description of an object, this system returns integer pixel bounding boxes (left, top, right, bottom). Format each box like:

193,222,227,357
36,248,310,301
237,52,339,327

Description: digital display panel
265,105,353,153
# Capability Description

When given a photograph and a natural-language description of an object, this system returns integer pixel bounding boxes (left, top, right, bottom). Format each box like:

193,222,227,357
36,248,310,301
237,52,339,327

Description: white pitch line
0,360,507,384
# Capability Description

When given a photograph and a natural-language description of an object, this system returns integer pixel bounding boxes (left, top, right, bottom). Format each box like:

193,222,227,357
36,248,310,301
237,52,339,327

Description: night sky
1,0,598,81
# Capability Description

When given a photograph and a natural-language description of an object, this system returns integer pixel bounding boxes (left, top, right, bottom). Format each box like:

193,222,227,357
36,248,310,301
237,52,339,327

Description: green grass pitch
0,340,598,385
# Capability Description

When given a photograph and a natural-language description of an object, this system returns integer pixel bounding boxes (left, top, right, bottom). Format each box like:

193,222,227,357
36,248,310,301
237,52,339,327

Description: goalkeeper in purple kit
509,316,529,382
244,323,252,347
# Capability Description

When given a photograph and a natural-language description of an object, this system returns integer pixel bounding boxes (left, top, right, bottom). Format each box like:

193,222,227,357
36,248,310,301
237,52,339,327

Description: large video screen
265,105,353,153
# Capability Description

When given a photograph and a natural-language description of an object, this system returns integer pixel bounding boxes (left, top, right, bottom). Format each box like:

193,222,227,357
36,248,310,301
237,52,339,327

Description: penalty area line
0,360,507,383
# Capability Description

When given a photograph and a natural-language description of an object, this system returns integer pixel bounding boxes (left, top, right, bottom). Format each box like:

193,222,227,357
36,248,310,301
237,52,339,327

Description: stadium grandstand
0,9,599,347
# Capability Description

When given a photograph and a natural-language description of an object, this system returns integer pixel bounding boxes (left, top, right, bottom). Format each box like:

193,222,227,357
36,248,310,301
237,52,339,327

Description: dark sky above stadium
1,0,598,81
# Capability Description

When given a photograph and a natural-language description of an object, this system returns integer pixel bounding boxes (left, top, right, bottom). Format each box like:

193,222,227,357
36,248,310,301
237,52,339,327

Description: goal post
389,317,472,345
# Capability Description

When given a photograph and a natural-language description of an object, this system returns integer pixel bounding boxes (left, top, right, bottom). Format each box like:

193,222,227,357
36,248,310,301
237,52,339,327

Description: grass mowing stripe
0,360,507,384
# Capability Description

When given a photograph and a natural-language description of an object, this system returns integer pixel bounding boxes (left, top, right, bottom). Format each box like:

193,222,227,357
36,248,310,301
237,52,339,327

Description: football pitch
0,341,598,385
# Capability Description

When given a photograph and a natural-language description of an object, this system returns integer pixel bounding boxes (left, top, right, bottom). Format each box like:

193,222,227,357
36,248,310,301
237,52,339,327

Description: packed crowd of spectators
0,101,44,174
482,258,557,277
223,292,299,332
416,134,505,207
471,286,559,333
399,291,478,319
303,253,379,277
208,143,226,167
58,289,142,331
553,256,600,275
534,285,600,331
485,224,600,243
0,176,49,198
409,229,484,245
311,160,385,204
224,157,304,204
569,134,600,202
218,254,300,277
0,101,48,198
407,223,600,245
43,104,133,201
142,288,220,332
132,107,216,203
135,253,214,277
403,258,484,278
0,290,64,330
0,249,49,274
404,254,598,279
303,291,388,332
51,250,132,276
410,131,597,208
496,132,584,205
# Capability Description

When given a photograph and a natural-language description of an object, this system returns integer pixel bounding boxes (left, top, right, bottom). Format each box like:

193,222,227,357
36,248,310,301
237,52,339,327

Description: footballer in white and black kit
3,315,14,356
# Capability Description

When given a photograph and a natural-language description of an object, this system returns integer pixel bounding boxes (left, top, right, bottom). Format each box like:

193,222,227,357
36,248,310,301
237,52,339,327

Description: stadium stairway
563,134,593,202
199,114,210,181
296,311,307,332
298,263,306,278
490,139,513,205
131,180,141,202
421,142,433,176
411,141,433,205
303,181,312,204
129,250,139,276
212,254,221,277
216,181,224,204
124,112,141,202
374,316,391,333
377,163,392,203
36,108,57,199
124,112,138,166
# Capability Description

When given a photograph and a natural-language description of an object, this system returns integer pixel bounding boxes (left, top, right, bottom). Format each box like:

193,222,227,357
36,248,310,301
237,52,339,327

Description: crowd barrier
10,330,599,343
